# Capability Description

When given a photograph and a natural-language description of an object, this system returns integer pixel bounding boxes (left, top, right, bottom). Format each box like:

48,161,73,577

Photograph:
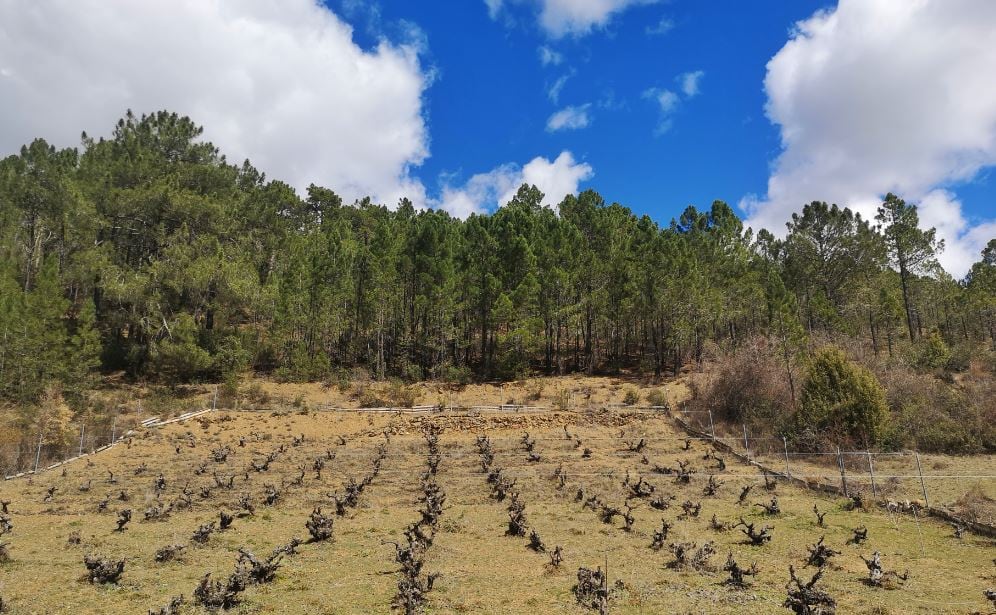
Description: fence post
110,417,117,444
213,385,218,411
79,423,86,456
603,554,609,615
743,424,750,463
836,446,848,497
914,451,930,508
707,409,715,441
866,451,877,499
33,431,43,473
782,436,791,478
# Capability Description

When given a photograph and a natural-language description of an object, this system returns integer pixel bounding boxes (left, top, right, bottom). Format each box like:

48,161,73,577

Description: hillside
0,390,993,613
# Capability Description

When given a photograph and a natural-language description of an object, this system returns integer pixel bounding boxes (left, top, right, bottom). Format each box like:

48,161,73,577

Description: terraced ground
0,407,993,614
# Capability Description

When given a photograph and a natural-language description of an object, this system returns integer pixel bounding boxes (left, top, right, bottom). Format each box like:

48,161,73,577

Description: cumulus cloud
743,0,996,277
487,0,660,38
0,0,432,206
547,105,592,132
436,151,593,217
916,190,996,277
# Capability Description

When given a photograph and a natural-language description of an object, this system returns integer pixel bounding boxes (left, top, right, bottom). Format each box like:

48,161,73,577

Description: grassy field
0,382,994,613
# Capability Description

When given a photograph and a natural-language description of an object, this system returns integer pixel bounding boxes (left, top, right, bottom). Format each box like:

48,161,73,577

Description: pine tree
876,194,943,341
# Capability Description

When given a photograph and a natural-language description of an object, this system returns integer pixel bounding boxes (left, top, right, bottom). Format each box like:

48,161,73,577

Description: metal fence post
914,451,930,508
79,424,86,456
836,446,848,497
866,451,877,499
110,417,117,444
743,424,750,463
708,408,715,441
782,436,791,478
33,431,43,473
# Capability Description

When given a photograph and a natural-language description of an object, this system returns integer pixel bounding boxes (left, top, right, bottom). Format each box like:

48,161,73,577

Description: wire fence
672,406,996,529
0,402,215,479
4,398,994,530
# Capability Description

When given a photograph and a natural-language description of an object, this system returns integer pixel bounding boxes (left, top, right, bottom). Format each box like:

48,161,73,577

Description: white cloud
642,68,704,135
679,70,704,97
436,151,593,217
485,0,505,19
643,88,680,135
0,0,432,207
516,151,594,206
646,16,674,36
743,0,996,277
547,71,574,103
487,0,660,38
916,190,996,277
547,104,592,132
538,45,564,66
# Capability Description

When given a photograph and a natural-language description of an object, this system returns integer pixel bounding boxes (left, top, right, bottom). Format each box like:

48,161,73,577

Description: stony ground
0,407,993,614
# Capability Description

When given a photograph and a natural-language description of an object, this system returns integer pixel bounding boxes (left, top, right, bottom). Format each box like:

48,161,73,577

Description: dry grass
240,374,684,413
0,379,993,613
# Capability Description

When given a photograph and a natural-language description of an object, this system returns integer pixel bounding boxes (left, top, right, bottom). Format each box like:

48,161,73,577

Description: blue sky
338,0,828,221
0,1,994,274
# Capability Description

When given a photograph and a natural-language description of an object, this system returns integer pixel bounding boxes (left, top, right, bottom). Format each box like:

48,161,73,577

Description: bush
944,342,972,373
878,366,995,453
386,380,419,408
278,343,330,383
243,382,270,406
622,387,640,406
214,335,251,378
908,331,951,371
356,386,386,408
146,314,213,385
325,369,351,392
526,381,544,401
355,381,419,408
441,364,474,385
553,389,571,411
646,388,669,409
217,372,240,408
688,339,794,429
796,346,889,448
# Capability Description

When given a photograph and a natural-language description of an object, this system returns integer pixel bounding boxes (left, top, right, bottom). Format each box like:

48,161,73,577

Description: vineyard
0,407,993,614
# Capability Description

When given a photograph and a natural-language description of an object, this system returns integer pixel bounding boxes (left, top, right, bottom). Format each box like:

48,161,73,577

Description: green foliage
796,347,889,447
0,110,993,455
881,371,995,453
440,364,473,385
944,343,973,373
146,314,214,386
907,331,951,370
876,193,943,342
622,387,640,406
218,371,241,408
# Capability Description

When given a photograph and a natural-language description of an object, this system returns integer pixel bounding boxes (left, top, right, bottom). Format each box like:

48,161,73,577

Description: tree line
0,111,993,411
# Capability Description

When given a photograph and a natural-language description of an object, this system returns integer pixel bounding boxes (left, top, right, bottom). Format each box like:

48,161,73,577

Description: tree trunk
898,257,916,342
